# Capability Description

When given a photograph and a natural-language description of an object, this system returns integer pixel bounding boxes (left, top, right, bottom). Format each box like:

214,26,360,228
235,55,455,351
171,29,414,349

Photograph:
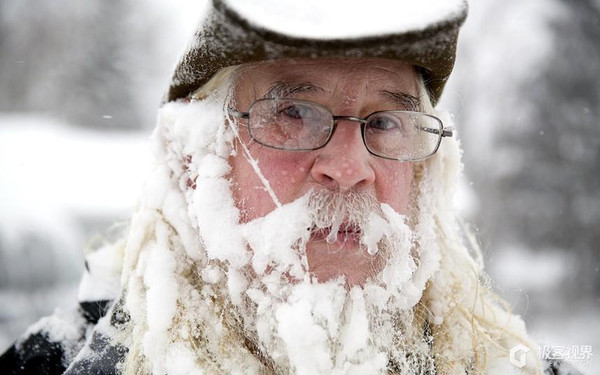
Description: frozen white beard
198,187,440,374
130,96,542,375
154,99,443,374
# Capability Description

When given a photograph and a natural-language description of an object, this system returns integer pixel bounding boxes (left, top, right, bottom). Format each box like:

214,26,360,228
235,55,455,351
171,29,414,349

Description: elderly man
0,1,580,374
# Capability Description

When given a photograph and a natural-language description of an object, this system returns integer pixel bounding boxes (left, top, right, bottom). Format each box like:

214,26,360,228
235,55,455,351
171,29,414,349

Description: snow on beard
193,182,440,373
234,189,430,373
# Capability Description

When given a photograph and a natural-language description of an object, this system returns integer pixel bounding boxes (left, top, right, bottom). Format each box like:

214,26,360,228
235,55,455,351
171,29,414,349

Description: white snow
225,0,466,39
142,222,179,375
241,195,312,279
20,307,87,364
77,243,123,302
0,115,151,246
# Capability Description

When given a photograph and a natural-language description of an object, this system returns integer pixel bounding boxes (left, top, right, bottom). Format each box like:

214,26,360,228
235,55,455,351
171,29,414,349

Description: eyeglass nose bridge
328,115,368,141
319,115,370,152
332,115,368,125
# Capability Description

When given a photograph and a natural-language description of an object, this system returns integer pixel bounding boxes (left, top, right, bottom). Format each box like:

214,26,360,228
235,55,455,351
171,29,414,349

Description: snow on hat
165,0,468,105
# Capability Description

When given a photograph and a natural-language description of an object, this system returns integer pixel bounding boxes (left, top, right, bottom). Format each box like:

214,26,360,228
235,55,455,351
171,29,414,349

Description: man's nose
310,121,376,191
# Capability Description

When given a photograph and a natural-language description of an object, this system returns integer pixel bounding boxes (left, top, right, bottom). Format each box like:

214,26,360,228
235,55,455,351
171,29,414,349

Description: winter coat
0,251,130,375
0,299,125,374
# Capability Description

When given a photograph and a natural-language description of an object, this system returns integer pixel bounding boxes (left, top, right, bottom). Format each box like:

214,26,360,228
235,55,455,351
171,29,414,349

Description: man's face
229,58,419,286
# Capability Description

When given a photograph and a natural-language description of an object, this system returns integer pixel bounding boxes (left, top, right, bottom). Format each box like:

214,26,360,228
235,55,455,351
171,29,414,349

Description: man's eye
280,104,312,119
367,114,401,131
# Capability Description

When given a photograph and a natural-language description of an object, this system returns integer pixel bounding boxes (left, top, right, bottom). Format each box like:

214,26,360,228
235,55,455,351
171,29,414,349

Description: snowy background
1,0,598,373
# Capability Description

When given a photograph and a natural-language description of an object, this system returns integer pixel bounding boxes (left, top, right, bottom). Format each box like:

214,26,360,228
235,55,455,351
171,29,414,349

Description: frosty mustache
239,187,402,282
307,189,385,251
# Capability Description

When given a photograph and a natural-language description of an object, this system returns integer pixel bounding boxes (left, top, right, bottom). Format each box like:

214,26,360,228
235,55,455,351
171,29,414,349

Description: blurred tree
474,0,600,297
0,0,163,129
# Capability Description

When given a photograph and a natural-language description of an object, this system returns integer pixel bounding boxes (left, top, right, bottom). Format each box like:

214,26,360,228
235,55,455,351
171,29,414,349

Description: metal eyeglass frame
228,98,454,162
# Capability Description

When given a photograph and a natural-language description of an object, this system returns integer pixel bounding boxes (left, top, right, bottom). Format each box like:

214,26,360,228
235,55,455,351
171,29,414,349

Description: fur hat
165,0,468,105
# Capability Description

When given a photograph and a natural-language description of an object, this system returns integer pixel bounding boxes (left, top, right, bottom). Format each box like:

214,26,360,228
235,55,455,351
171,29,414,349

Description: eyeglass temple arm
228,107,249,119
418,125,454,137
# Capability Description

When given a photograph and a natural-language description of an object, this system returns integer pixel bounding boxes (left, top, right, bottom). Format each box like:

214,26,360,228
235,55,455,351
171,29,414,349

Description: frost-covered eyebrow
261,81,324,99
380,90,421,111
260,82,421,111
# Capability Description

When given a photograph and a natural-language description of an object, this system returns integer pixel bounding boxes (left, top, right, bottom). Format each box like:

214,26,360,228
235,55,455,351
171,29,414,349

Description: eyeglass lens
249,99,332,150
363,112,441,160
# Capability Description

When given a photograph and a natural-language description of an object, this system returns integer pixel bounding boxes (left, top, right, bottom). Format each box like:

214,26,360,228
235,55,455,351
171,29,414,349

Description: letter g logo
509,344,531,368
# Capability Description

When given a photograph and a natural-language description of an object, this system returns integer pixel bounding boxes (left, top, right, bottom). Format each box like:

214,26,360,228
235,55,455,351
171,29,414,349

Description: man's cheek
376,165,414,213
259,158,310,195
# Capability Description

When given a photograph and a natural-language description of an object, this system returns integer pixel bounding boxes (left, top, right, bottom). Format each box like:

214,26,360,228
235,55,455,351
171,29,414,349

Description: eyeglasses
228,98,453,162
